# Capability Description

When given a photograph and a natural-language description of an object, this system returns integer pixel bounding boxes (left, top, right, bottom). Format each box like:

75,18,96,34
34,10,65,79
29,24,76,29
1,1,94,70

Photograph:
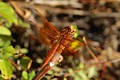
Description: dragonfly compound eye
70,29,76,34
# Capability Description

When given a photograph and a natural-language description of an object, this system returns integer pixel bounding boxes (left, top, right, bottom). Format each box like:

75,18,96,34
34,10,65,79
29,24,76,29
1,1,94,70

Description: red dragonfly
30,10,78,80
28,9,99,80
34,26,76,80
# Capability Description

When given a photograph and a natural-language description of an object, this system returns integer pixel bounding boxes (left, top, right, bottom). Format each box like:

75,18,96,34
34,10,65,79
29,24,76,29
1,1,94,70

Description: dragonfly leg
50,53,63,66
58,55,63,62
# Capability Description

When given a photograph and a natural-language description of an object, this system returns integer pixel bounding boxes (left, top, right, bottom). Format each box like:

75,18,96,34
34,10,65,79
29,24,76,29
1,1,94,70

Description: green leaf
0,16,12,28
2,46,16,58
0,27,11,36
68,68,73,73
0,59,13,79
18,19,30,28
0,76,3,80
15,46,28,54
0,35,11,47
0,2,18,24
69,63,88,80
28,71,35,80
88,66,97,78
4,46,16,54
4,22,12,28
20,56,31,69
77,70,88,80
20,48,28,54
22,71,28,80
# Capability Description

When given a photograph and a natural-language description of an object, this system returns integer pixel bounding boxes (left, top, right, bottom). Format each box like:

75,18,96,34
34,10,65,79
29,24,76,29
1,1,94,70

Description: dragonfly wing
31,9,60,46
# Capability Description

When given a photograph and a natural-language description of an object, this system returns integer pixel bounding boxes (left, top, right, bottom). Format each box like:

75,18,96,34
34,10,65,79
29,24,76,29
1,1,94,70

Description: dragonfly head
61,26,76,38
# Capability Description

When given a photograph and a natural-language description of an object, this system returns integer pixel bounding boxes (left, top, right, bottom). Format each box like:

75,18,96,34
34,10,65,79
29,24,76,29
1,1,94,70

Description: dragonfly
29,10,78,80
34,26,76,80
28,9,99,80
